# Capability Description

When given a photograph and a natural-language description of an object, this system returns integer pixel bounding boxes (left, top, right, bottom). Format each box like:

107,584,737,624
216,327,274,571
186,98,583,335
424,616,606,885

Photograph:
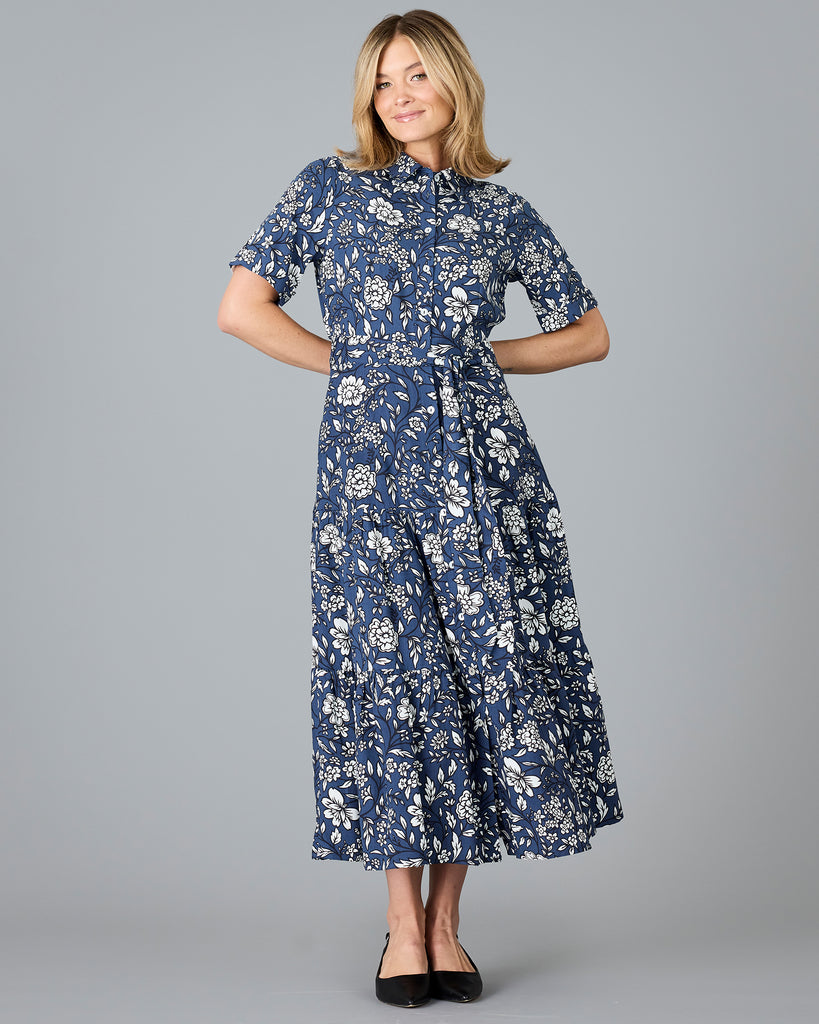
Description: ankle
386,909,426,937
424,912,460,937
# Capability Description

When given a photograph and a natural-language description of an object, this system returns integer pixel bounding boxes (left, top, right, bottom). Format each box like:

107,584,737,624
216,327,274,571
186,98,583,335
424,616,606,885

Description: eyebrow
375,61,423,80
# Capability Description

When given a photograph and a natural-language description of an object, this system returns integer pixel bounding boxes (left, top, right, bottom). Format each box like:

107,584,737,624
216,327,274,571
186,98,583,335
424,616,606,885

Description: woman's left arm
491,306,609,374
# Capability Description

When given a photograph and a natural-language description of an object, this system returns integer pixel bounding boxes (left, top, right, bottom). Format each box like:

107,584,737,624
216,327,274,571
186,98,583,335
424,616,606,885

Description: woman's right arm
217,265,331,376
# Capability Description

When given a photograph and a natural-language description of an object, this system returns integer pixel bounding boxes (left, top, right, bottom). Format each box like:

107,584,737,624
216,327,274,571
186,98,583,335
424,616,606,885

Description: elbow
217,290,280,335
575,306,609,361
216,299,241,335
593,322,610,360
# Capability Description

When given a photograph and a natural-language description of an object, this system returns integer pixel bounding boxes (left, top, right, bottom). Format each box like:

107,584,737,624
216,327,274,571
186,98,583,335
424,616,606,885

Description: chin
395,125,434,142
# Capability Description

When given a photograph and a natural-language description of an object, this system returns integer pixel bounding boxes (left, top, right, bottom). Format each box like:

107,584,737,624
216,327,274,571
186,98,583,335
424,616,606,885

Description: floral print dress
229,149,624,870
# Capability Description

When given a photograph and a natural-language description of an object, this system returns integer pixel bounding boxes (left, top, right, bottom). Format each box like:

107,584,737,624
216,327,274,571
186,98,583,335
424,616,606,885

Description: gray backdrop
2,1,817,1021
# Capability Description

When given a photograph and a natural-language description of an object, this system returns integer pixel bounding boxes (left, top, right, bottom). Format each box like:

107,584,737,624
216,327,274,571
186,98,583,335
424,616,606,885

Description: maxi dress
229,149,625,870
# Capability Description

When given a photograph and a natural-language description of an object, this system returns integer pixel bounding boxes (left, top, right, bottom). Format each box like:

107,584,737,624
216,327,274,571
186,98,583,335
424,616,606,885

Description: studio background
2,1,817,1021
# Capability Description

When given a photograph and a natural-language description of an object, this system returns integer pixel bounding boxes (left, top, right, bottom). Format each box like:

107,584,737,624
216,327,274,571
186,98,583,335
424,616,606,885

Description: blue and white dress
229,149,624,869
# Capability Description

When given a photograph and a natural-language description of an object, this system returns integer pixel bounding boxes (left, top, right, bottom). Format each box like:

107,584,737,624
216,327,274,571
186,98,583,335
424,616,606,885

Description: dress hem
310,809,624,870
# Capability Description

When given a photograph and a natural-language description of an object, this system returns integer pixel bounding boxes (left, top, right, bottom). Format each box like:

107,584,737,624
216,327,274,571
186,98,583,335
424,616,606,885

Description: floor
2,912,816,1023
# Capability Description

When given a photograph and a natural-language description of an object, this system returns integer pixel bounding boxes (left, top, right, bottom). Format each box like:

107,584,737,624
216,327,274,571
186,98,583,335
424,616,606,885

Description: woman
218,9,624,1009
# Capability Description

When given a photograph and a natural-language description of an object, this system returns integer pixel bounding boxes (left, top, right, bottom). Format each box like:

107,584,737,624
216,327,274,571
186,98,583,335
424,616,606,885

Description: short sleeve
228,156,331,306
507,193,598,332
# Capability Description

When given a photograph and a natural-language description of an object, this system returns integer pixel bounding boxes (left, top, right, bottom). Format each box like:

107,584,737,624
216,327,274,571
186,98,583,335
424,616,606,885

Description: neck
402,143,450,173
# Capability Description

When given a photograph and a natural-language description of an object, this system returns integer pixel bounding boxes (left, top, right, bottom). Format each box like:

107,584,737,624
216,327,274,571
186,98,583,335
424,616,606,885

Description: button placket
416,170,438,327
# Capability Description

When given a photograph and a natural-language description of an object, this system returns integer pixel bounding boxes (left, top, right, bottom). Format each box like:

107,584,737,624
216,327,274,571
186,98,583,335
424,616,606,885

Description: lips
394,111,423,122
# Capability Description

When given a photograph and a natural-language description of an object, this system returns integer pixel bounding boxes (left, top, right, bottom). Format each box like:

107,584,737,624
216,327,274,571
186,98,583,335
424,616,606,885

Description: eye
374,71,426,93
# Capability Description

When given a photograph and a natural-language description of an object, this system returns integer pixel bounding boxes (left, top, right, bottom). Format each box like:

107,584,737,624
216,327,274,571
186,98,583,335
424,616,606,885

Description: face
372,34,454,152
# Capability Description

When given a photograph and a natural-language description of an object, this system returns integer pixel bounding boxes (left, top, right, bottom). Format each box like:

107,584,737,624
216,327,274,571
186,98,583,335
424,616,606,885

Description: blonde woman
218,8,624,1009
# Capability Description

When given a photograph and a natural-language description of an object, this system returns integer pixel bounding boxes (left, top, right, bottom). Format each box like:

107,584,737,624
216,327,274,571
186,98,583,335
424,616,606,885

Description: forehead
376,34,422,74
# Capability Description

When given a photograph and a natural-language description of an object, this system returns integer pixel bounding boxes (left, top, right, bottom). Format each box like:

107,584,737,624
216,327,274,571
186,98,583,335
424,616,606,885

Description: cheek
424,87,450,113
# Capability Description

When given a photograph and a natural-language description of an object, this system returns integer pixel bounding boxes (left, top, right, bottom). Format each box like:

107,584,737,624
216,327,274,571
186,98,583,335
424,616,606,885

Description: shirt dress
228,148,624,870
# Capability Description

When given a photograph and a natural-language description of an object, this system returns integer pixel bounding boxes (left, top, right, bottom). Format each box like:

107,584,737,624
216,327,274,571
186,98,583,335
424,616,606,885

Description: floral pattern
229,150,624,869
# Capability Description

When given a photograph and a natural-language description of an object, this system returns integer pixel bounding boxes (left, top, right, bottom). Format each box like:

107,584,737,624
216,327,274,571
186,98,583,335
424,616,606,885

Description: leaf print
229,149,623,870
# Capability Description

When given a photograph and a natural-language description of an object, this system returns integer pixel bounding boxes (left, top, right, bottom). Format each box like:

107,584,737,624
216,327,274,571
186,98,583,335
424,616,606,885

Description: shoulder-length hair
335,9,510,179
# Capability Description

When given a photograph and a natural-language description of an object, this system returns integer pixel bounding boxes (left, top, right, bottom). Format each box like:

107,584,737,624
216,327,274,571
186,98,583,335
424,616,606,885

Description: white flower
366,529,394,558
408,793,425,828
368,616,399,652
367,196,404,225
456,581,484,616
456,789,480,824
494,619,516,653
597,752,614,784
545,508,564,537
322,787,360,827
444,285,479,323
503,756,542,797
396,696,416,725
322,694,350,727
441,475,470,517
519,597,548,635
421,532,445,564
330,616,352,655
344,463,377,499
487,426,520,465
550,596,579,631
363,274,393,309
318,522,344,554
521,239,553,273
502,503,526,543
446,213,480,238
337,375,367,406
470,255,493,283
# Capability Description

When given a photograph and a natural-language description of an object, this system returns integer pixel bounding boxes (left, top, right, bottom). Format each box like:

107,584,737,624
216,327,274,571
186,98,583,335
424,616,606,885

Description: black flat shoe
375,930,431,1008
427,932,483,1002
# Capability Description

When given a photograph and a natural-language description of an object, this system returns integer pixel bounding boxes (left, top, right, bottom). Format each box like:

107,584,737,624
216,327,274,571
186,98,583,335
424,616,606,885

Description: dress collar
386,149,471,186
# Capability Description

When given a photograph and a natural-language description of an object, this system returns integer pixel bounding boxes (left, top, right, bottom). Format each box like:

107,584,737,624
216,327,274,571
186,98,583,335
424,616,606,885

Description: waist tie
425,350,511,699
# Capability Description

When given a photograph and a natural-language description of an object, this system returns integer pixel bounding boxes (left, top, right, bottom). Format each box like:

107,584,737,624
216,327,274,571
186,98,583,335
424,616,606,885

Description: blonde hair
335,9,510,179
